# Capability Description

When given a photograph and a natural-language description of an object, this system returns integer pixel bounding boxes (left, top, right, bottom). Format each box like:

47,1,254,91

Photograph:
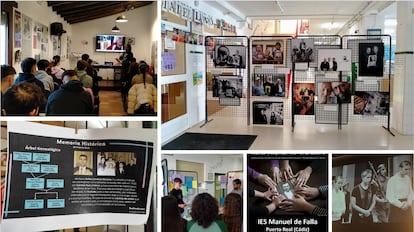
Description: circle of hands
257,162,318,213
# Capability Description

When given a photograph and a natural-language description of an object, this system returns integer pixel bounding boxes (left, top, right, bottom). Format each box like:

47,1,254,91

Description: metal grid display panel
314,73,349,124
252,66,292,122
343,35,391,124
294,35,343,123
205,36,249,118
293,71,315,121
250,36,294,124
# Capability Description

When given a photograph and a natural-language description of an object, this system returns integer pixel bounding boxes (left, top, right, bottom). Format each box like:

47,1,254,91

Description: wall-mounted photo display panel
291,38,315,63
354,91,389,115
252,101,284,125
293,83,315,115
317,49,352,72
358,42,384,77
252,40,286,66
252,73,286,97
213,45,246,68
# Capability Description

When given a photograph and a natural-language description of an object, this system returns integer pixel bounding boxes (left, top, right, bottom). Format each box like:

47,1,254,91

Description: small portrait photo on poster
212,76,243,99
213,45,246,68
354,91,389,115
73,151,93,176
276,180,295,200
252,101,283,125
358,43,384,77
291,38,314,63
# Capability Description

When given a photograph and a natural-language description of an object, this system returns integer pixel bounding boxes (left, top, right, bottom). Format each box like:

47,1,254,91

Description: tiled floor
182,116,413,150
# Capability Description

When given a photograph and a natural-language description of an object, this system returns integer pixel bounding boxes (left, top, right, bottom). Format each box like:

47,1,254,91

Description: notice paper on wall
1,122,156,232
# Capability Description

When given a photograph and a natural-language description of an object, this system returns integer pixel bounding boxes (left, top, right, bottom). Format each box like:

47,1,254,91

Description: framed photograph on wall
252,73,286,97
212,75,243,99
317,49,352,72
291,38,314,63
252,101,284,125
252,40,286,65
213,45,246,68
358,42,384,77
354,91,389,115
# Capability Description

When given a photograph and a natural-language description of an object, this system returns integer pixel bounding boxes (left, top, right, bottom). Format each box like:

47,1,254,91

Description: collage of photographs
1,1,413,232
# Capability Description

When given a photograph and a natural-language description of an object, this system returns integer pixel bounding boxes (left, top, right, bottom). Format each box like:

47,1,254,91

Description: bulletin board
161,31,186,76
167,170,199,204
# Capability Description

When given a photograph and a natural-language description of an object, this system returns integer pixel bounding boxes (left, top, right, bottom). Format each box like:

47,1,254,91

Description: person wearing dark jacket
46,70,93,115
14,57,47,97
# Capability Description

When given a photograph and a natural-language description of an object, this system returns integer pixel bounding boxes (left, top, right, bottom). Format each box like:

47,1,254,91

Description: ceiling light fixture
116,15,128,23
111,25,120,32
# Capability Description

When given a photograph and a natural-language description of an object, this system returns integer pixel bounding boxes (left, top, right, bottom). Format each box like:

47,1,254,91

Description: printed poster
2,122,156,231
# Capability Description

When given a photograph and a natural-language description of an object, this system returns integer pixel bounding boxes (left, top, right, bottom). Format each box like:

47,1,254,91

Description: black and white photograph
359,43,384,77
252,73,286,97
252,101,283,125
318,49,352,72
212,75,243,99
291,38,314,63
354,91,389,115
213,45,247,68
275,180,295,200
252,40,286,65
332,154,413,232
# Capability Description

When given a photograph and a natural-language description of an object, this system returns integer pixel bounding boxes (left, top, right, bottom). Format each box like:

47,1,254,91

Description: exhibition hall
160,1,413,150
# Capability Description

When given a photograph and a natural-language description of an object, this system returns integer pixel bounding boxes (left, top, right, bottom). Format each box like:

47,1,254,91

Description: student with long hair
51,55,65,80
162,196,186,232
221,193,242,232
188,193,228,232
127,62,157,115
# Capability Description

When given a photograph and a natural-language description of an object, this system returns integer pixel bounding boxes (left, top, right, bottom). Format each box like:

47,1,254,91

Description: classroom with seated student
1,1,157,116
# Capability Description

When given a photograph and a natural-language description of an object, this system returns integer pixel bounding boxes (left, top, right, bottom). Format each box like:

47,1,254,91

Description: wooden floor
98,90,127,116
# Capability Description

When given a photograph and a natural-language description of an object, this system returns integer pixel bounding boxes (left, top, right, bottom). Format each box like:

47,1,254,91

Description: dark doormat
162,132,257,150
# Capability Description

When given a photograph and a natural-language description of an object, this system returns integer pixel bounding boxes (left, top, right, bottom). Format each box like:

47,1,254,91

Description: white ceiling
205,1,395,35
